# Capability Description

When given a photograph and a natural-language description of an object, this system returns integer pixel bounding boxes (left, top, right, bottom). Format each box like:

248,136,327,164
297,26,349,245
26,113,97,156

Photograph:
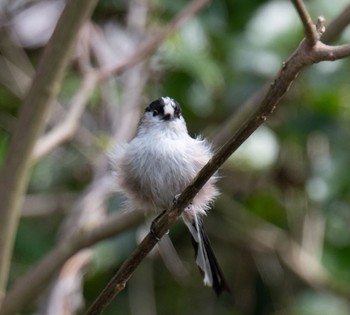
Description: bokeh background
1,0,350,314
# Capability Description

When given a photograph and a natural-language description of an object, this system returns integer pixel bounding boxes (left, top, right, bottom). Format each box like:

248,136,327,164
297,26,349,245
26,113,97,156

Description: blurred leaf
245,193,287,228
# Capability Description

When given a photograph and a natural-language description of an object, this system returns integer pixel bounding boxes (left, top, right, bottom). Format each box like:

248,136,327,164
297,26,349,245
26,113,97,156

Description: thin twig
213,215,349,299
214,208,350,301
32,72,98,161
32,0,210,161
96,0,210,81
212,3,350,147
291,0,319,45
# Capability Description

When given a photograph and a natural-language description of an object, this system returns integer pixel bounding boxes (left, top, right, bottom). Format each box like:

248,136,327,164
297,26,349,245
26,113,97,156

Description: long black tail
185,218,230,295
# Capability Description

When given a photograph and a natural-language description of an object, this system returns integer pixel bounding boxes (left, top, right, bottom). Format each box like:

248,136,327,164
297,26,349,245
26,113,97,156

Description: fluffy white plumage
111,97,228,295
114,97,218,215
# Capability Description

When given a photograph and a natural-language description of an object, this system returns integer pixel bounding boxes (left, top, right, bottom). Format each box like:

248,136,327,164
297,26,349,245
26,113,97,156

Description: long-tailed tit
112,96,229,295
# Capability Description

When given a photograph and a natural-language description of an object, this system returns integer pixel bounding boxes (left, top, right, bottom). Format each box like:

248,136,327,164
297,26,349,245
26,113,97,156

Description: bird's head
137,97,187,137
145,96,182,121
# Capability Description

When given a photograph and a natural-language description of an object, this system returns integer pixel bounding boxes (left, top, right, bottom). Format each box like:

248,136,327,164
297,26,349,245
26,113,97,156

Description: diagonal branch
84,30,350,315
211,2,350,147
3,2,350,315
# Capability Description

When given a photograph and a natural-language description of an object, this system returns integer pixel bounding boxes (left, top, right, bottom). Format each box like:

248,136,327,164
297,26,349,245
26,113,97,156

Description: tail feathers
185,218,230,296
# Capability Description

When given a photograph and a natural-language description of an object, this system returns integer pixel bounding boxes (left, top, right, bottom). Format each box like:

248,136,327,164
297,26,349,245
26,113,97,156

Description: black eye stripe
145,100,164,116
144,98,182,119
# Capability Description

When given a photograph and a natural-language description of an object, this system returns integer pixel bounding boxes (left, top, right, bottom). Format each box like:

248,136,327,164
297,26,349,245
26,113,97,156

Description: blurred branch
22,193,77,217
0,26,95,156
157,235,189,281
85,11,350,315
39,3,153,310
3,2,350,314
0,208,145,315
32,72,98,161
0,0,98,304
96,0,210,82
248,225,331,292
0,56,31,97
43,250,93,315
301,207,325,261
322,4,350,44
128,258,156,315
218,212,350,301
0,0,211,310
32,0,210,161
0,26,34,97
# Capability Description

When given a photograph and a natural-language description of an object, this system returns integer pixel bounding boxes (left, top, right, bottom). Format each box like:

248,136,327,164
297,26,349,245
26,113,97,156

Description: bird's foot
150,210,169,241
173,194,192,211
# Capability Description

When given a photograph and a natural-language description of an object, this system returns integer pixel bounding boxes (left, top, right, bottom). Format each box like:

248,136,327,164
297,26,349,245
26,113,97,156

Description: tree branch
291,0,319,45
31,0,210,161
3,2,350,314
84,24,350,315
212,4,350,148
32,72,98,161
312,41,350,60
213,213,350,300
96,0,210,82
0,0,98,304
0,209,145,315
321,4,350,44
43,250,93,314
0,1,212,313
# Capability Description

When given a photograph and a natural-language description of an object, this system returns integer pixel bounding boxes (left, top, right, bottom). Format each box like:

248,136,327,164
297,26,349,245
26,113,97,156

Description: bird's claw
150,210,169,241
173,194,192,211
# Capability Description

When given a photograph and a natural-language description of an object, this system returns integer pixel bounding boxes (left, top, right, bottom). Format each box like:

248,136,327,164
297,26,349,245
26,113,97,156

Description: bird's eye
153,109,159,116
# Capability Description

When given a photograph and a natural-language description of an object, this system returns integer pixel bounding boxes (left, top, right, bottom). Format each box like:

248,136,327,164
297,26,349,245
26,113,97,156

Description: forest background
1,0,350,314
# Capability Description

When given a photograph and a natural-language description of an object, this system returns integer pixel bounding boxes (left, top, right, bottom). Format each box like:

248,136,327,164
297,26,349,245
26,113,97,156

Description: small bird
112,96,229,295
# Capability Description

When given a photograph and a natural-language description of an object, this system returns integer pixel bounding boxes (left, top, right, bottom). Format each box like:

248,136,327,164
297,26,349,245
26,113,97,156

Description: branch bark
291,0,320,45
85,26,350,315
0,0,98,304
2,1,350,314
212,2,350,147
